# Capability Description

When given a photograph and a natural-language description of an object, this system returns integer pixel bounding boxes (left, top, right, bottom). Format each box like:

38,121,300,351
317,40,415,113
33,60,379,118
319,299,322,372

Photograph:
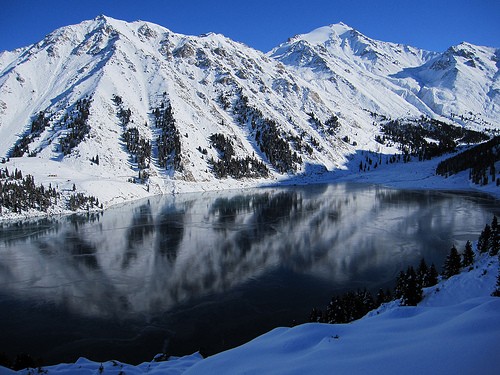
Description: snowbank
3,252,498,374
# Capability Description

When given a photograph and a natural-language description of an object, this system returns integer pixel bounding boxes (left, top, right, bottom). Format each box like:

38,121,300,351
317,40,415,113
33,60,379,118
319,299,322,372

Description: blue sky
1,0,499,53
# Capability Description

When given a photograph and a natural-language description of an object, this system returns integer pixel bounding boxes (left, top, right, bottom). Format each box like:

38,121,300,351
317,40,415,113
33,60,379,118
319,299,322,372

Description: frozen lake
0,183,498,365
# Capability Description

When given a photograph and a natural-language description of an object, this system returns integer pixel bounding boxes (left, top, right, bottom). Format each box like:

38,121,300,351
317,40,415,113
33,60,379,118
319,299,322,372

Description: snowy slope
271,24,500,127
182,253,500,374
0,16,357,207
1,252,498,374
0,16,499,216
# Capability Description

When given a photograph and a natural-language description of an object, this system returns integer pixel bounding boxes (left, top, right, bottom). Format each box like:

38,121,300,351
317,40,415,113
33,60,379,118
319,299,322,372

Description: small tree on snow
462,240,475,268
427,263,439,286
417,258,429,287
396,267,422,306
489,216,500,256
492,265,500,297
477,224,491,253
443,245,461,279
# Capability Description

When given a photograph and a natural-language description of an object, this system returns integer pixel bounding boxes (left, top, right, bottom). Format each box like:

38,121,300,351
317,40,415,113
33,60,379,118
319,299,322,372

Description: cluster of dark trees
309,219,495,324
379,117,488,160
208,133,269,179
59,97,92,155
307,112,341,136
0,167,103,214
0,168,59,214
231,92,302,174
90,155,99,165
10,110,50,157
67,192,101,211
395,259,439,306
256,119,302,174
289,132,314,156
357,151,411,173
477,215,500,256
154,101,182,171
113,93,132,126
123,128,151,174
436,136,500,186
309,288,387,324
113,95,151,183
310,258,439,324
478,216,500,297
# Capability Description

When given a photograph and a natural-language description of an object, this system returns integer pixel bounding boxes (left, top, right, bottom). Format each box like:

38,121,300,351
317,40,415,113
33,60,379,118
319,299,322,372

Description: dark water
0,183,498,365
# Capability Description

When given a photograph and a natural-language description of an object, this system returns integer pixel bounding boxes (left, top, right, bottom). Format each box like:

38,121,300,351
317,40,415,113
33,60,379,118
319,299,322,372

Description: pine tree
443,245,461,278
309,307,323,322
462,240,475,268
428,263,439,286
394,271,406,299
375,288,390,306
477,224,491,253
489,216,500,256
400,266,422,306
417,258,429,287
492,265,500,297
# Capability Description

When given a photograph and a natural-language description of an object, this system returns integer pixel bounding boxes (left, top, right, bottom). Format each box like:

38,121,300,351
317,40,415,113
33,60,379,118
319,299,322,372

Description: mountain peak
290,23,354,46
0,15,498,205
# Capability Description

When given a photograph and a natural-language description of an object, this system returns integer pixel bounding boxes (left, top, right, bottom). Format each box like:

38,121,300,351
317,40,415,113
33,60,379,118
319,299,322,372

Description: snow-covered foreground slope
2,253,498,374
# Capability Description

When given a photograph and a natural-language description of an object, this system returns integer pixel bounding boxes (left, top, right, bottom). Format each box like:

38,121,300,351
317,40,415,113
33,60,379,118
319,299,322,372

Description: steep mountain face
0,16,353,189
0,16,499,209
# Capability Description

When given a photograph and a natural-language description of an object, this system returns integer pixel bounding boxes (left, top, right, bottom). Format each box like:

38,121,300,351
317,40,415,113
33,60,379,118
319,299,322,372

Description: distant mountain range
0,15,499,214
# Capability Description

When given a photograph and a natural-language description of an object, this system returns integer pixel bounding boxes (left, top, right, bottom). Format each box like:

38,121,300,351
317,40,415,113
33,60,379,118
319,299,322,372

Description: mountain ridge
0,16,499,217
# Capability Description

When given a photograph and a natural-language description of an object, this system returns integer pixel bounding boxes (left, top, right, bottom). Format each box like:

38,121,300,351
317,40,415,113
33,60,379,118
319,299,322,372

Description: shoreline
1,154,499,223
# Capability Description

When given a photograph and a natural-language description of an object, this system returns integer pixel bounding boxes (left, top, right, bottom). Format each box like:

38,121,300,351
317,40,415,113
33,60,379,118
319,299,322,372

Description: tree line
10,110,50,157
436,136,500,186
208,133,269,179
379,117,488,161
307,112,341,136
154,100,182,172
310,216,500,324
0,168,59,214
0,167,101,215
113,95,152,183
229,90,302,174
59,97,92,155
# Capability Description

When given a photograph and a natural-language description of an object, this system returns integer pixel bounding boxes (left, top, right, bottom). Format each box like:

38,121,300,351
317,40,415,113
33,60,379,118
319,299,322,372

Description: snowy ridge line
0,16,499,218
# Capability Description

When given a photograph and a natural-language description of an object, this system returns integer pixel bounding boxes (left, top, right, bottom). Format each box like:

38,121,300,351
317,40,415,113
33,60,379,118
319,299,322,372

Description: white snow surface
1,253,498,374
0,16,499,221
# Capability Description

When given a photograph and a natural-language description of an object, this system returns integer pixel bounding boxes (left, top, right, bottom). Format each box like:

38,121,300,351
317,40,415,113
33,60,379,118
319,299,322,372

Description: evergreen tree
400,266,422,306
489,216,500,256
443,245,461,278
428,263,439,286
477,224,491,253
417,258,430,287
394,271,407,300
462,240,475,268
309,307,323,322
375,288,391,306
492,265,500,297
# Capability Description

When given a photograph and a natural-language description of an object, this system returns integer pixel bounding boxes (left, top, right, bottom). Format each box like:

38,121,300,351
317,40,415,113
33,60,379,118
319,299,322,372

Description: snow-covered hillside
1,249,498,374
271,23,500,129
0,16,499,217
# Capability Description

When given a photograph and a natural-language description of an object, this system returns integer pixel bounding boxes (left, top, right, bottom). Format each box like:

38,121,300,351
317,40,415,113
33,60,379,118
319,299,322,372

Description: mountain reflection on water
0,183,498,363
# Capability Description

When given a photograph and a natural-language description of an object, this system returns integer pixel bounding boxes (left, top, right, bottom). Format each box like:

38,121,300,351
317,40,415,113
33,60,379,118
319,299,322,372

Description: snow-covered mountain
0,16,499,212
270,23,499,129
